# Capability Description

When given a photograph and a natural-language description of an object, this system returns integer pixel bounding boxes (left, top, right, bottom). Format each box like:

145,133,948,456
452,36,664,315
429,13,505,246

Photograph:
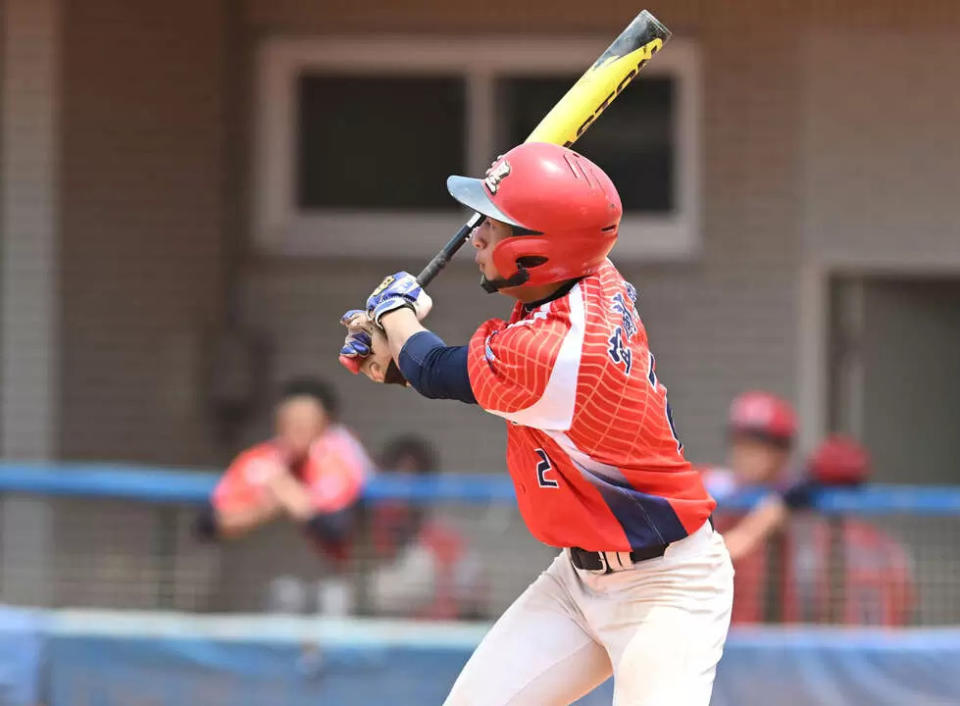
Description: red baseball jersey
467,259,714,551
213,425,371,515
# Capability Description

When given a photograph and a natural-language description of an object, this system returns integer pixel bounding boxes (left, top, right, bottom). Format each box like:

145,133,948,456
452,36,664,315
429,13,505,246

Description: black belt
569,543,668,572
569,517,714,573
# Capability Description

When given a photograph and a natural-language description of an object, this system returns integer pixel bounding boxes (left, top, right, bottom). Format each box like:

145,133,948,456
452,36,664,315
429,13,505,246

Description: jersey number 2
534,449,560,489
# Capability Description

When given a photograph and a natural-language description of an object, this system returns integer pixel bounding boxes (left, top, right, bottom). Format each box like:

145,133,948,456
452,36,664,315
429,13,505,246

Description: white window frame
252,35,701,260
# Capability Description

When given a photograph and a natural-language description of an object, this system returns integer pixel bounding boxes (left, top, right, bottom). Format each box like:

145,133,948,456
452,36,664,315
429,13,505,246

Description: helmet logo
483,160,511,194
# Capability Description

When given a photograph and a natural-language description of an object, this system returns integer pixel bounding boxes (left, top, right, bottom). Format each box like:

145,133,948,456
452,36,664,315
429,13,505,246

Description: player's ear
361,358,407,386
360,357,387,384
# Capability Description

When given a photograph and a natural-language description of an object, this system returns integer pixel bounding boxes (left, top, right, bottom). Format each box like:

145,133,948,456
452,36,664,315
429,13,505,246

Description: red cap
809,436,869,486
446,142,621,287
728,391,797,444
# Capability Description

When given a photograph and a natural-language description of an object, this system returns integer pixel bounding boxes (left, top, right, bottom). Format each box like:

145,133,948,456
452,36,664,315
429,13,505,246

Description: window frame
253,35,701,260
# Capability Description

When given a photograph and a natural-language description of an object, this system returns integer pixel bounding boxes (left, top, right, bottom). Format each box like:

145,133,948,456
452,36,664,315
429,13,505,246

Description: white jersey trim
489,283,586,432
545,429,668,545
545,430,629,485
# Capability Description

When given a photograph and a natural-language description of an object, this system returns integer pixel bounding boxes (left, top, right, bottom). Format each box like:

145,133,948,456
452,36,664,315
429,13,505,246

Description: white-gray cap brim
446,175,524,228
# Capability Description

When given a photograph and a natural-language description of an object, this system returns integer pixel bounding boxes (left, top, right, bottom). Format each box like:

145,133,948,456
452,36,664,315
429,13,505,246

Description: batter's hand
366,271,433,327
339,309,375,375
338,309,406,385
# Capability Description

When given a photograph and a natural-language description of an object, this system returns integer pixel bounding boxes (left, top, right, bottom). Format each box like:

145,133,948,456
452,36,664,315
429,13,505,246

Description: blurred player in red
702,391,800,560
367,435,487,620
340,143,732,705
194,378,372,560
701,391,799,622
785,436,914,625
703,397,913,625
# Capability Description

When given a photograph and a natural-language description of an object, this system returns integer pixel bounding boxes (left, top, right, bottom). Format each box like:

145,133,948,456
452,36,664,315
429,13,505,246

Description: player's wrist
373,299,416,328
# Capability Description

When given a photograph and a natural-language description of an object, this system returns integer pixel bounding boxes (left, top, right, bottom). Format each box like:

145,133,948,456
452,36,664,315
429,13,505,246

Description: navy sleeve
781,480,820,510
398,330,477,404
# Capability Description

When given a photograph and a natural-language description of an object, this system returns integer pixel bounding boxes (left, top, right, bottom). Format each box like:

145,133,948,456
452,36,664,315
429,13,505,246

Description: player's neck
508,279,577,307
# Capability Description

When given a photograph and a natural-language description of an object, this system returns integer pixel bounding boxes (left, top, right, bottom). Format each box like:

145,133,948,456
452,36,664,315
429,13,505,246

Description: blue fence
1,461,959,513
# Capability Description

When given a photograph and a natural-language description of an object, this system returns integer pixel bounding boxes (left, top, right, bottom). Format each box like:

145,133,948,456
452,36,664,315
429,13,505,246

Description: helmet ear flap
492,237,550,283
516,255,548,269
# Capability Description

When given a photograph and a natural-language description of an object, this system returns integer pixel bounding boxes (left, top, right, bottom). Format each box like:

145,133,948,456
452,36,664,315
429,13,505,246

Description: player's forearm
380,307,427,361
379,310,475,403
722,495,787,561
215,502,281,538
265,472,315,522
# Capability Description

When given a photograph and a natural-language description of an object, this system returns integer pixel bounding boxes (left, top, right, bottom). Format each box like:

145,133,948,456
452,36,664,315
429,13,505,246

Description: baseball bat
415,9,671,287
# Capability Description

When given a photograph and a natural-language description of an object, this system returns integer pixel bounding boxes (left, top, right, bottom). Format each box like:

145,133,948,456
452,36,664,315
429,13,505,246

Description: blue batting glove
340,309,367,327
338,309,374,375
366,272,433,327
340,329,372,358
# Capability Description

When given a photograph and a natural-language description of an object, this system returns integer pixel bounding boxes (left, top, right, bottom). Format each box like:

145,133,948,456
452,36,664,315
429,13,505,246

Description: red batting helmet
809,436,870,486
728,391,797,446
446,143,622,289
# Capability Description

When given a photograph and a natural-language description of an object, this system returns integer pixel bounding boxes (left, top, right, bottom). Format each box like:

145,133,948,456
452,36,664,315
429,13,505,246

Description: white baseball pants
444,521,734,706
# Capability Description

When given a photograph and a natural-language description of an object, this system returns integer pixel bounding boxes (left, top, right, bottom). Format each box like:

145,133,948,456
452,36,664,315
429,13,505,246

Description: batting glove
339,309,373,374
365,271,433,327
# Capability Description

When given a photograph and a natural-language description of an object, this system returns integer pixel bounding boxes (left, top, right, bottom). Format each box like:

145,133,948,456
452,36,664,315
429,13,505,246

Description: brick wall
59,0,227,465
236,1,803,468
51,0,960,471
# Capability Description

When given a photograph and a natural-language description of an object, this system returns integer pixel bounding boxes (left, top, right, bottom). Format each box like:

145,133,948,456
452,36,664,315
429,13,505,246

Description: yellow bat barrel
525,10,671,147
415,10,671,287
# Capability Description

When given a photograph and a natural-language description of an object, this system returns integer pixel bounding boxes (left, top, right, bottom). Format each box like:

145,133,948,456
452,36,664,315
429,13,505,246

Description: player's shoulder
233,440,280,465
578,260,637,315
467,295,579,417
311,425,374,474
225,441,284,482
314,424,364,456
474,295,573,354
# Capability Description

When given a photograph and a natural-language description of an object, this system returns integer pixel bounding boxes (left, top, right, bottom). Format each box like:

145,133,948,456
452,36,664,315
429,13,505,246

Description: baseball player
700,391,802,624
368,435,487,620
790,436,914,626
194,378,372,560
703,390,799,562
340,142,732,705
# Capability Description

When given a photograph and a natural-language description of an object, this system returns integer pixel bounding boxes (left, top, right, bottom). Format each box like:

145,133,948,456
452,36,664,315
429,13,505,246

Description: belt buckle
571,548,609,574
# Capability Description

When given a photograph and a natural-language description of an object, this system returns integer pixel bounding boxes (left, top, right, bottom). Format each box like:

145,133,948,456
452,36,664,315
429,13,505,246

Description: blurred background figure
367,435,487,620
194,377,372,564
703,390,800,624
787,436,914,625
706,393,915,625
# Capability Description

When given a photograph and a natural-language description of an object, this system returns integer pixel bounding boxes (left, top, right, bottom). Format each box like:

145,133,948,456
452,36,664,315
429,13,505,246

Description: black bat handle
416,211,485,287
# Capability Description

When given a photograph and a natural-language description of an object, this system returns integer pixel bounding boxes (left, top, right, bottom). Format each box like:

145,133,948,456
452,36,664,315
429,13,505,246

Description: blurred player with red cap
702,390,799,561
195,377,372,560
340,143,732,705
704,396,913,625
786,435,913,625
701,391,804,624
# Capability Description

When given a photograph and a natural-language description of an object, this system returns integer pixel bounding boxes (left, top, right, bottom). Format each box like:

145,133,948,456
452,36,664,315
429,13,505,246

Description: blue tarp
712,627,960,706
3,607,960,705
0,606,46,706
43,628,960,706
